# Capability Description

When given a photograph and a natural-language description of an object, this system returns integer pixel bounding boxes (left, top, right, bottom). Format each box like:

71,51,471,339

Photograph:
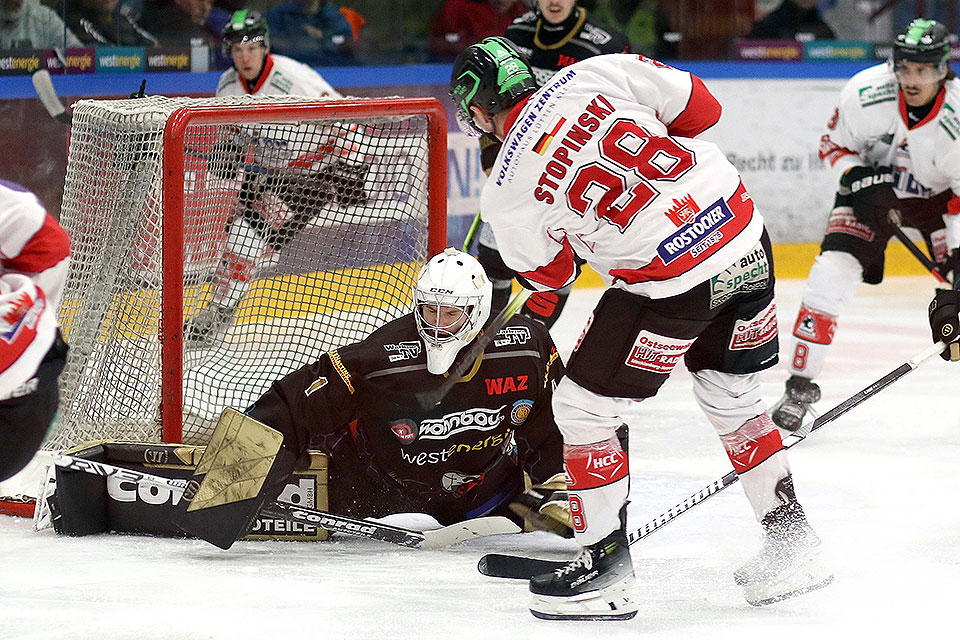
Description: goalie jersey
246,313,565,525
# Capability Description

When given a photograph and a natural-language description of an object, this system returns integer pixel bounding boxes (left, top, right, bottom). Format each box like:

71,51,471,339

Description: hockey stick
415,287,532,409
462,212,482,253
478,340,947,578
887,209,950,284
48,453,520,549
31,70,72,125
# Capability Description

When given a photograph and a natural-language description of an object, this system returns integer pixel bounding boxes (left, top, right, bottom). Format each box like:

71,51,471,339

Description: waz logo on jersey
657,196,734,265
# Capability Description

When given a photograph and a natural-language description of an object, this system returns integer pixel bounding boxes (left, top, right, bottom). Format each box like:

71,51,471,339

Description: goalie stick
478,340,947,579
31,70,71,125
886,209,951,285
48,453,520,549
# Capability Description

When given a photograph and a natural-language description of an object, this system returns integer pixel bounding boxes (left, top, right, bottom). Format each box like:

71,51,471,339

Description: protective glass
893,60,947,84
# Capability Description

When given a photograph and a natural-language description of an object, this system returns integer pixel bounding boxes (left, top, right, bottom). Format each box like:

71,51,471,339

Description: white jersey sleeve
818,64,895,177
481,55,760,300
0,182,68,397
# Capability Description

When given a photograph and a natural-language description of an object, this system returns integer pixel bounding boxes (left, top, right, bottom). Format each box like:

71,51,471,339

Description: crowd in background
0,0,956,65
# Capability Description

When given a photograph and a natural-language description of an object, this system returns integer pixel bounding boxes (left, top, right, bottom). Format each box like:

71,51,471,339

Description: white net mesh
48,95,443,449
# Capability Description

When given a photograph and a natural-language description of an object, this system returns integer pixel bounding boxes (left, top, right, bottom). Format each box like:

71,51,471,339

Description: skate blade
529,586,638,621
744,559,834,606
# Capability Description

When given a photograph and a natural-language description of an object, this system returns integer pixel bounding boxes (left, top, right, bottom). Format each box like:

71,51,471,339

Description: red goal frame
160,97,448,443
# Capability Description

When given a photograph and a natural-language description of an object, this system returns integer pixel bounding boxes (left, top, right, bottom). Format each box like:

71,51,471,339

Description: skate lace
555,550,593,577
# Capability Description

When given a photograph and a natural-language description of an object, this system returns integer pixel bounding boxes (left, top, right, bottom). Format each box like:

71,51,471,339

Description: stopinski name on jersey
418,405,507,441
497,69,576,187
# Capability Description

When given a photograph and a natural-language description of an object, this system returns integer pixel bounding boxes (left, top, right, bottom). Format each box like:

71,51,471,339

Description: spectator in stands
747,0,835,41
591,0,674,58
429,0,526,60
137,0,243,46
266,0,354,65
62,0,159,46
0,0,82,48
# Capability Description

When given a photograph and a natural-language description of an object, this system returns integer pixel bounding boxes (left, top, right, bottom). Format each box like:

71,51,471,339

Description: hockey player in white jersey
186,10,366,343
773,18,960,431
0,181,70,481
450,38,832,620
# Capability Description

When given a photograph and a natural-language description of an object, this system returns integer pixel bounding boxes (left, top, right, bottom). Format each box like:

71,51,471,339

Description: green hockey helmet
222,10,270,56
893,18,951,68
449,37,538,137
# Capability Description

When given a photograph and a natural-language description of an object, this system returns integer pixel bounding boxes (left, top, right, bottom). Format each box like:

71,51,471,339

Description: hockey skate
770,376,821,432
528,529,637,621
736,501,833,606
183,303,236,346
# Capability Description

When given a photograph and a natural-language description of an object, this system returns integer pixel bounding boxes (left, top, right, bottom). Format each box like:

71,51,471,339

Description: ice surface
1,277,956,639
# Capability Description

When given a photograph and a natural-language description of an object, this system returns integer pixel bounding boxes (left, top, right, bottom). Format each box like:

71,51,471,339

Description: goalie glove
508,472,573,538
839,165,897,225
929,288,960,362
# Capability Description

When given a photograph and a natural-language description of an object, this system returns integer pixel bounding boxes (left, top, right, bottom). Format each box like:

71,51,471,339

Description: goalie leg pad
172,409,295,550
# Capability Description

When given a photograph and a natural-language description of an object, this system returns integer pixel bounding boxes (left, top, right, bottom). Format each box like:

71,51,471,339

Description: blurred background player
451,38,832,620
0,180,70,481
473,0,630,329
185,9,366,344
184,250,572,541
773,18,960,431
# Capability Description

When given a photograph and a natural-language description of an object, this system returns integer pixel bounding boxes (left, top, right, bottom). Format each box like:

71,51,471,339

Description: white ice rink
1,276,956,640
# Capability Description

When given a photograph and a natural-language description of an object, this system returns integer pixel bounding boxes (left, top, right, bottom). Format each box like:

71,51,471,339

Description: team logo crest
510,399,534,425
664,194,700,227
389,419,418,444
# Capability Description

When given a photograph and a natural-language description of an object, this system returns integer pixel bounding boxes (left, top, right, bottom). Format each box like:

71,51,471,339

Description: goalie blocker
47,436,329,542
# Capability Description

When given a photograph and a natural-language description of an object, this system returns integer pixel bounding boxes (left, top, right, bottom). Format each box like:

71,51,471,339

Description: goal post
50,95,447,451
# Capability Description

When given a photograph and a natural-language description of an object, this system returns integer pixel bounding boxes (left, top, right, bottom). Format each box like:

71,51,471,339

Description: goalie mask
414,249,492,375
449,37,538,137
222,9,270,56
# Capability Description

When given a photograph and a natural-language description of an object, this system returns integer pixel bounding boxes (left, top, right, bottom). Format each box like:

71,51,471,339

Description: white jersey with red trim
216,53,341,99
0,182,69,398
818,63,960,248
480,54,763,299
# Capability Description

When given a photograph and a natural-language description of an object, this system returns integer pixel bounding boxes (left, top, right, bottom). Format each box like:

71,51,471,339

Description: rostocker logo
657,197,733,265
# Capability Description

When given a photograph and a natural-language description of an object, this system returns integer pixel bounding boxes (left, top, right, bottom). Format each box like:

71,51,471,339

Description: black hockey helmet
893,18,951,67
222,10,270,56
449,37,538,137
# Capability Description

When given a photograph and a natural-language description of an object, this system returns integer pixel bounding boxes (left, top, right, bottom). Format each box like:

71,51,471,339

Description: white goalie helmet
414,248,493,375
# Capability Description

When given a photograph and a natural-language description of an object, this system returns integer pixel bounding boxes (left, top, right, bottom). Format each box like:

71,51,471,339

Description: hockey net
48,95,446,450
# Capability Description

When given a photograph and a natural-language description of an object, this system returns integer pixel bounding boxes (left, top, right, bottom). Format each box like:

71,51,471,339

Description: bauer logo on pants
624,331,693,374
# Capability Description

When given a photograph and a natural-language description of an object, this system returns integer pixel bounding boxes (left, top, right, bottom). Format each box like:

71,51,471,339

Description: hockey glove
935,248,960,285
839,165,897,225
508,472,573,538
929,289,960,361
